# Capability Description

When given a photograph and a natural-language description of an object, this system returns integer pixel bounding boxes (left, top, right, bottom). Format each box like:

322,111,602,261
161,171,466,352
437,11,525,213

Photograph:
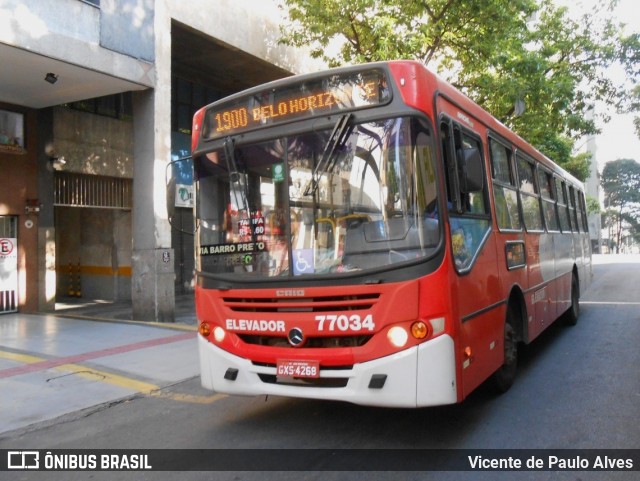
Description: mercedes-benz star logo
287,327,305,347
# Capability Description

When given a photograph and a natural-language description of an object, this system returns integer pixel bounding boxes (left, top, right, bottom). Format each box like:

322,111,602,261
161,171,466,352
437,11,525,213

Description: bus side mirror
166,174,176,223
459,147,483,193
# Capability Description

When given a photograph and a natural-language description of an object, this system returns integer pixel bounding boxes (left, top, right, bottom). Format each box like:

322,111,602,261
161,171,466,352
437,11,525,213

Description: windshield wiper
223,137,255,243
304,113,354,196
224,137,248,212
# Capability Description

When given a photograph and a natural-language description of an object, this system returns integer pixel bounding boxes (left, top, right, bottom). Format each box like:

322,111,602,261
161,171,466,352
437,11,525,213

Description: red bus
187,60,592,407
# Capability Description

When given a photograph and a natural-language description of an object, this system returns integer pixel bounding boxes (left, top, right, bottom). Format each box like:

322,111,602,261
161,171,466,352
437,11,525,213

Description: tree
279,0,639,181
633,85,640,140
601,158,640,250
586,194,602,215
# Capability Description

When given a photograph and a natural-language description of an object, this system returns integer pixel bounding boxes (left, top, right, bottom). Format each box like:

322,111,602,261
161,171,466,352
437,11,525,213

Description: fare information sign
202,69,391,140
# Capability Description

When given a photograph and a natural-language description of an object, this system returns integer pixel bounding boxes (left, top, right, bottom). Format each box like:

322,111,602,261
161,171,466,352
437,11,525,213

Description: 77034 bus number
315,314,375,332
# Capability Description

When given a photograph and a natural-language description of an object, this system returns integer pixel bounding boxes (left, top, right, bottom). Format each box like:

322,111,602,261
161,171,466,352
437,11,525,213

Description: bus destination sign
202,69,391,140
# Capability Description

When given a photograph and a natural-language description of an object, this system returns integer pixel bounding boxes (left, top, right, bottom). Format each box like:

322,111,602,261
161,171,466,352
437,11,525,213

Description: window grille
54,172,132,209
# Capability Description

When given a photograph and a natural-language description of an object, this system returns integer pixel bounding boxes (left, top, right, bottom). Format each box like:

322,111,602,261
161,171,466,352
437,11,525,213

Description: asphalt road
2,254,639,481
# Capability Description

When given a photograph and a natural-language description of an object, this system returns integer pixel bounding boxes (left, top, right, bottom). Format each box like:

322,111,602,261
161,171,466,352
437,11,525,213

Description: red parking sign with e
0,238,14,256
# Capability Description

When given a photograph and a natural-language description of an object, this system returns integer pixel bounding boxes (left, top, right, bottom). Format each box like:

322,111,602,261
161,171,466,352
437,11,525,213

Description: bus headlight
213,326,226,343
387,326,408,348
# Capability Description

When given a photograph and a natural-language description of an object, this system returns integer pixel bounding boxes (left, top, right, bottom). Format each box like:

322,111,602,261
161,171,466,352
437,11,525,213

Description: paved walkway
0,295,200,436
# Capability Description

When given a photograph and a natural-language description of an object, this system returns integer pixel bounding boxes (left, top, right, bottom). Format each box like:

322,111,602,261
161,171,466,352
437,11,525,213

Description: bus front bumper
198,334,458,408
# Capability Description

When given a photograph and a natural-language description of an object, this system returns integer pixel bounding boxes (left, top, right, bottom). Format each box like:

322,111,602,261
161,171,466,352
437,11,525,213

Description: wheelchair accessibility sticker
293,249,314,275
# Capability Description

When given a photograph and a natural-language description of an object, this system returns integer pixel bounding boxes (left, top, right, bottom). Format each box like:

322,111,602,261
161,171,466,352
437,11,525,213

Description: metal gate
0,216,18,313
54,172,132,209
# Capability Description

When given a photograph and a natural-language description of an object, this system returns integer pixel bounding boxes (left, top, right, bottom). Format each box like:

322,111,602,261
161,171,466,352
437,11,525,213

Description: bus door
439,114,502,398
0,216,18,314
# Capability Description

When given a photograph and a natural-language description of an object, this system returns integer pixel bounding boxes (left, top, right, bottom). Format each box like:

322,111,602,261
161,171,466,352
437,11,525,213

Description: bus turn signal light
411,321,429,339
199,322,211,337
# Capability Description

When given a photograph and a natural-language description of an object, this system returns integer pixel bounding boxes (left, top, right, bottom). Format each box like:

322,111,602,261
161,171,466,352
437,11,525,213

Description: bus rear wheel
564,274,579,326
492,321,518,394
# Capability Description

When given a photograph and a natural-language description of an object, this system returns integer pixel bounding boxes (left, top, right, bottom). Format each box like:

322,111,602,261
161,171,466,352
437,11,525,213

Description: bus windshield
195,116,439,278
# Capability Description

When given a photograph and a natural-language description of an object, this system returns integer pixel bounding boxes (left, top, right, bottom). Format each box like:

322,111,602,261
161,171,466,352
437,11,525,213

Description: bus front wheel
492,321,518,394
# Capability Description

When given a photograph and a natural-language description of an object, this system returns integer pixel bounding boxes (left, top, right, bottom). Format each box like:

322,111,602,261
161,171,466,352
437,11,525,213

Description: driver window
440,118,490,271
458,133,487,215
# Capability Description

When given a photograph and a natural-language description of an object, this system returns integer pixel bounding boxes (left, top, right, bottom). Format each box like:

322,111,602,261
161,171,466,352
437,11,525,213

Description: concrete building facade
0,0,319,320
584,133,603,253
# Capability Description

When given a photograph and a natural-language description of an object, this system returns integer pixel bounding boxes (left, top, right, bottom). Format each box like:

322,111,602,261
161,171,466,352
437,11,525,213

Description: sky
562,0,640,167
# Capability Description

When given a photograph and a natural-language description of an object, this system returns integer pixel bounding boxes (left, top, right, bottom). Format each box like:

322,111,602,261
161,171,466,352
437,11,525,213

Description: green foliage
586,194,602,215
562,151,592,183
602,158,640,207
633,85,640,140
279,0,639,182
601,158,640,247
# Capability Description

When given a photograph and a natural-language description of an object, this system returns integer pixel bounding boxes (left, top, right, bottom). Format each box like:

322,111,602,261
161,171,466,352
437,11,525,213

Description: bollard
67,262,75,297
75,261,82,298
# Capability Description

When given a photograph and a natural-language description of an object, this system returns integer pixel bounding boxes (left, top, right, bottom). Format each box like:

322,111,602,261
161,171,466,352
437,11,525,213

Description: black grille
257,373,349,388
238,334,372,348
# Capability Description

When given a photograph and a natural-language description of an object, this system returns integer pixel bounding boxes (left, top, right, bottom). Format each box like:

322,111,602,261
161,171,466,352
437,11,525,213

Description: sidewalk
0,294,200,436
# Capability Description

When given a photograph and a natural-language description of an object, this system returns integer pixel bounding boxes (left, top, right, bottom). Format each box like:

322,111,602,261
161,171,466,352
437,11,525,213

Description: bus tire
564,273,579,326
492,321,518,394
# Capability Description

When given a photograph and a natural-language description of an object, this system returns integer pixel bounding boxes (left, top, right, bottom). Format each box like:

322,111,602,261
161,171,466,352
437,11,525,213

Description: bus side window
568,186,580,232
579,192,589,232
440,118,490,270
515,154,543,232
454,130,487,215
555,177,571,232
440,120,458,212
489,138,521,231
537,167,559,231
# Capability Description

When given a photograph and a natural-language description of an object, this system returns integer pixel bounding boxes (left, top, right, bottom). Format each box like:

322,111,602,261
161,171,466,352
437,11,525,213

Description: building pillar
37,108,56,311
131,88,175,322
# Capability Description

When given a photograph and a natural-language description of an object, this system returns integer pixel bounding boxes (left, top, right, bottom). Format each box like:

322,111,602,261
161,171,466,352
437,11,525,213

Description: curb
51,313,197,332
